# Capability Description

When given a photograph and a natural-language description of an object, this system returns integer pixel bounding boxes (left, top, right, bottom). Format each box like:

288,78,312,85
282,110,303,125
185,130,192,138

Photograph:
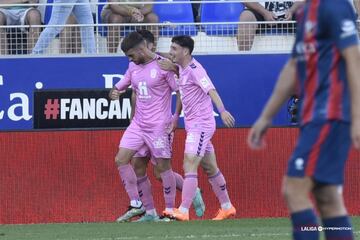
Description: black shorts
244,8,297,33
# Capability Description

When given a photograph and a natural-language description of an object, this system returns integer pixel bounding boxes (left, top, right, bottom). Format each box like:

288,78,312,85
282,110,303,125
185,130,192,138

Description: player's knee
281,181,306,204
133,165,146,177
156,161,171,173
153,169,162,181
115,155,127,166
183,157,200,173
313,187,344,215
201,162,217,176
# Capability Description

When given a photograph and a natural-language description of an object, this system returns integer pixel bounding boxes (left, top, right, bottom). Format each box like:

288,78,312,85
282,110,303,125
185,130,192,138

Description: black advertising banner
34,89,132,129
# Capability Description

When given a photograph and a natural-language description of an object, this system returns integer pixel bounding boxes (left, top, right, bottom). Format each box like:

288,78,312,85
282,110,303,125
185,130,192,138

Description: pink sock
208,170,231,206
118,164,140,201
180,172,198,210
174,172,184,191
137,175,155,211
160,169,176,209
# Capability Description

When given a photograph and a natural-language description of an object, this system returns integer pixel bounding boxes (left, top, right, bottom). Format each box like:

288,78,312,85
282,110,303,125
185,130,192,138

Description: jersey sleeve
165,71,179,92
192,68,215,94
115,68,131,91
325,1,359,51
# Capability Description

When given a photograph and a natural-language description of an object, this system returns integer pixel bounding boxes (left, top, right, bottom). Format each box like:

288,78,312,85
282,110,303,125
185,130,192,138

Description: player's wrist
172,113,180,122
218,106,226,114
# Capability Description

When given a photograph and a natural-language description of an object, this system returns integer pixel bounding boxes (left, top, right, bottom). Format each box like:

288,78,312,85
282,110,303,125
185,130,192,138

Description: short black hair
121,31,145,53
171,35,194,54
136,29,155,44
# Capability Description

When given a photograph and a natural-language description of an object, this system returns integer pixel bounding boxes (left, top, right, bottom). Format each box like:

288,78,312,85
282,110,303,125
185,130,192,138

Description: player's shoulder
127,61,138,71
188,58,207,76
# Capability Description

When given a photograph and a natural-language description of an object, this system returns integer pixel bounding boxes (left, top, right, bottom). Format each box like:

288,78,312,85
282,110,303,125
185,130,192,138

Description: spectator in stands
237,1,303,51
32,0,96,54
191,0,200,22
354,0,360,17
0,0,41,55
101,0,158,53
59,14,81,53
58,0,97,54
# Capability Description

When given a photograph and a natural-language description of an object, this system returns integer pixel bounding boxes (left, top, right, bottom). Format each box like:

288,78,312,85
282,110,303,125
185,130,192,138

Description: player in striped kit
248,0,360,239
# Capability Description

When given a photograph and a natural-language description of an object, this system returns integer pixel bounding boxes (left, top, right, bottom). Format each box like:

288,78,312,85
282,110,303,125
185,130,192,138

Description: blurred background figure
101,0,158,53
0,0,41,55
237,1,303,51
32,0,96,54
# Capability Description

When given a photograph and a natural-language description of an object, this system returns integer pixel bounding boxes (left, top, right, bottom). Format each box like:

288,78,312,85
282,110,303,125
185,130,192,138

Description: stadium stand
0,0,340,55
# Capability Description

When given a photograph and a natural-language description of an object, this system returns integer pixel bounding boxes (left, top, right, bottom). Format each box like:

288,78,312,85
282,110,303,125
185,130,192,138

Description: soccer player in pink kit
130,29,205,222
109,31,180,222
164,35,236,221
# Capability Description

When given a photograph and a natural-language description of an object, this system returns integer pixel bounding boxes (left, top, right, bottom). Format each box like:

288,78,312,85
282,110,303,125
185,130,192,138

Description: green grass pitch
1,217,359,240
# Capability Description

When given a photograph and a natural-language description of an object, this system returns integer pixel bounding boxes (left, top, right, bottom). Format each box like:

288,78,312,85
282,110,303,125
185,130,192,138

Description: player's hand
167,115,179,133
221,111,235,128
263,11,277,26
109,88,125,100
158,58,175,72
167,121,177,134
351,120,360,150
247,117,271,149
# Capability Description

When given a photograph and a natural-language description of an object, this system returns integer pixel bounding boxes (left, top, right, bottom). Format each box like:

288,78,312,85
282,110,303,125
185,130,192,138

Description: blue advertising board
0,54,290,130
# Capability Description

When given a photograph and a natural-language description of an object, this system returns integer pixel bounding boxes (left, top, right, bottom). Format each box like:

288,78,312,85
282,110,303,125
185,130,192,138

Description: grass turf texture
1,217,359,240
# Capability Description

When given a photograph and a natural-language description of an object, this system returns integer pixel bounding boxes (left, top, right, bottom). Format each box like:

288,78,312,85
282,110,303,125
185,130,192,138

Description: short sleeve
115,68,131,91
192,68,215,94
326,1,359,51
165,71,179,92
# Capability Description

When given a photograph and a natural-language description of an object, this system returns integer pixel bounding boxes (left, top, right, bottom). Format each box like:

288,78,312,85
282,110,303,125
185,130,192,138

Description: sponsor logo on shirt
340,19,357,39
138,81,151,99
200,77,210,89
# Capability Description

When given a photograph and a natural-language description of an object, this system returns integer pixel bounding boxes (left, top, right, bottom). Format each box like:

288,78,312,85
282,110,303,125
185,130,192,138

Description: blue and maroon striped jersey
292,0,359,125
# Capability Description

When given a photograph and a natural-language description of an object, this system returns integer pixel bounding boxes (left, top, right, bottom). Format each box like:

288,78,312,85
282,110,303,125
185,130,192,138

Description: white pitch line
56,231,360,240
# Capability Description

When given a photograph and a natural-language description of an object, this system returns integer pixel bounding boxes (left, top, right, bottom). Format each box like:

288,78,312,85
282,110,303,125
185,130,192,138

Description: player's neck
180,56,193,69
143,50,156,64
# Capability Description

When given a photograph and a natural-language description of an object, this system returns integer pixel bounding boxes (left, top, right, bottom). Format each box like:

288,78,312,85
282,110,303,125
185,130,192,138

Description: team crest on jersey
340,19,356,38
200,77,210,88
150,69,157,79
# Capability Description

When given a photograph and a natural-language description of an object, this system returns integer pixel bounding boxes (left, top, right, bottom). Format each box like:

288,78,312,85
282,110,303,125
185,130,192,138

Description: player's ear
184,48,190,56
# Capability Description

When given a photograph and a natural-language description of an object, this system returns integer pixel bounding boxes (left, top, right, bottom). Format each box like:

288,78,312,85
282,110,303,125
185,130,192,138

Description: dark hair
136,29,155,44
171,35,194,54
121,31,145,53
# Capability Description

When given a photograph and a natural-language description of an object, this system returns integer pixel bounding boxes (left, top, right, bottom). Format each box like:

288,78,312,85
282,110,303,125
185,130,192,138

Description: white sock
221,202,232,210
179,206,189,214
146,209,157,216
130,200,142,208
